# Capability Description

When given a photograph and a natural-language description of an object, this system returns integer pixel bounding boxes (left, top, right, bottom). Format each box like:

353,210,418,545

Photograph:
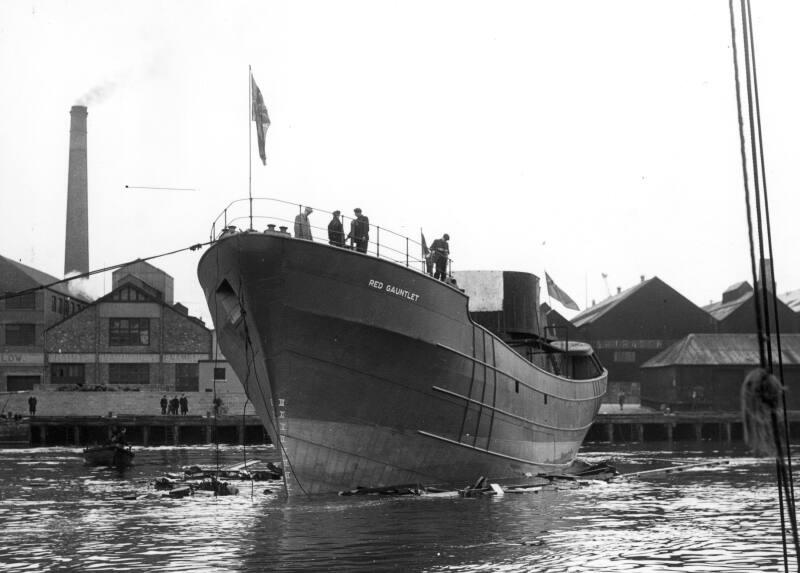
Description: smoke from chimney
64,105,89,276
76,79,119,107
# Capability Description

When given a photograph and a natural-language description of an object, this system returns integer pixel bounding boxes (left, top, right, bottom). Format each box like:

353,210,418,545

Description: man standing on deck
294,206,313,240
430,234,450,281
347,208,369,253
328,211,345,247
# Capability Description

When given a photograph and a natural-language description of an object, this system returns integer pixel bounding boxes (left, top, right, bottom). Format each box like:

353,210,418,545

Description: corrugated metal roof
703,291,752,322
780,289,800,312
642,333,800,367
571,278,653,328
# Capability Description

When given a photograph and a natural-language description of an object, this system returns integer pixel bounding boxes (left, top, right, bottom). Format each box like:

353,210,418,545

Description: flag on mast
545,272,580,311
420,230,430,258
251,74,271,165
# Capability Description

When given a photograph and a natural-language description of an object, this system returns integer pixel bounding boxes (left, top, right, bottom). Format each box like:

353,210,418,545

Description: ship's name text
368,279,420,302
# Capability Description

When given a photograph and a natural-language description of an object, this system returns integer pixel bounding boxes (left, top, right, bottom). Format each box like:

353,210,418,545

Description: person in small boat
110,427,127,445
294,206,313,240
328,211,345,247
347,208,369,253
430,234,450,281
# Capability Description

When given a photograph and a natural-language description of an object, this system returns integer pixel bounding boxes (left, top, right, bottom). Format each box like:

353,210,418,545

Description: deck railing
209,197,453,276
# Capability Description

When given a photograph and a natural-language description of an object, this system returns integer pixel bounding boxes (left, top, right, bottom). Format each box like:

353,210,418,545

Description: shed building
640,333,800,411
571,276,716,402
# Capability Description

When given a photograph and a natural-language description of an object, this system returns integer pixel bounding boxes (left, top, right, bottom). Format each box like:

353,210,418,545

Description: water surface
0,443,795,572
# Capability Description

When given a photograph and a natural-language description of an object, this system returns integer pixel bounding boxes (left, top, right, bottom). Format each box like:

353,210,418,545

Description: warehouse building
572,276,717,402
640,333,800,411
0,254,91,391
43,262,212,391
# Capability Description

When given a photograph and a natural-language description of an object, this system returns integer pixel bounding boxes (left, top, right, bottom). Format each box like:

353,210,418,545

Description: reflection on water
0,443,795,572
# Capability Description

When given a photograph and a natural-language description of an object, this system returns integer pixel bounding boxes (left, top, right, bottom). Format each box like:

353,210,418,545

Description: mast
248,65,253,230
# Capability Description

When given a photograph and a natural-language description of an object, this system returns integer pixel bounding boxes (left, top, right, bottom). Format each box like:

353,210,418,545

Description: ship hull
198,232,606,495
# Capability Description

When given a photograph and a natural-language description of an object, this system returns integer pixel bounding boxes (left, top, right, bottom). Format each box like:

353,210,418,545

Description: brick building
1,254,91,391
44,263,212,391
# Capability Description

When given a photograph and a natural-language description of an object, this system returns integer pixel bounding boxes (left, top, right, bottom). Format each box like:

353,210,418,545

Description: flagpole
248,65,253,230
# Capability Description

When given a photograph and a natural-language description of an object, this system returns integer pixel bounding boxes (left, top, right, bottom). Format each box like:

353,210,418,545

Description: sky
1,0,799,325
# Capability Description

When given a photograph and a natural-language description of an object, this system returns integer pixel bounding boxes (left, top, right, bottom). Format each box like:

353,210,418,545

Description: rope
238,285,310,497
743,0,796,507
0,241,211,302
729,1,800,568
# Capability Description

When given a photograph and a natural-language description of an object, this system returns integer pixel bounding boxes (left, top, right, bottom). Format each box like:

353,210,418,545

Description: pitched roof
570,278,653,328
780,289,800,313
0,253,91,301
703,290,753,322
642,333,800,367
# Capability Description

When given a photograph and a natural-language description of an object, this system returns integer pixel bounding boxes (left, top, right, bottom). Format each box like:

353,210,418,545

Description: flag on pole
251,75,271,165
545,272,580,311
421,230,430,258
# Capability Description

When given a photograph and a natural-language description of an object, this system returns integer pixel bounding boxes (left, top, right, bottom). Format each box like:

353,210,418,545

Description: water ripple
0,445,798,572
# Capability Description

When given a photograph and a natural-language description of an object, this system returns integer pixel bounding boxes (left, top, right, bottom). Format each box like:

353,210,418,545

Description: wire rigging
0,241,211,302
729,0,800,569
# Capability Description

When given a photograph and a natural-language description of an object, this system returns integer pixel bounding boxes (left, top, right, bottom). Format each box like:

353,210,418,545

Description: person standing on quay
180,394,188,415
160,395,168,415
328,210,345,247
618,391,626,411
294,206,313,240
28,395,37,416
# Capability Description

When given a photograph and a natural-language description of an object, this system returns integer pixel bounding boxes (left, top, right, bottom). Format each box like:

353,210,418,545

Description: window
613,350,636,363
109,363,149,385
111,286,149,302
5,324,36,346
176,363,199,391
7,375,39,391
109,318,150,346
5,292,36,309
51,364,85,385
213,367,227,381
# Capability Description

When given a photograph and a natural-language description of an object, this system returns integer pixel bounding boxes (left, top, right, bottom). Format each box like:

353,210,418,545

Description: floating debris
336,460,734,499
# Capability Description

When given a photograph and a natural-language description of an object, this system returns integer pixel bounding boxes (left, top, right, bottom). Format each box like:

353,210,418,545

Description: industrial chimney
64,105,89,276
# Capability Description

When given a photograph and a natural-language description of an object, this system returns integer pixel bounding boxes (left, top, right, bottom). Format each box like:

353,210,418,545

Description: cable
729,0,800,568
0,241,212,302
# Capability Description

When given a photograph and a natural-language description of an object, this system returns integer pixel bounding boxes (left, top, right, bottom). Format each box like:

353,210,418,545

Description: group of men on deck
295,206,370,253
294,206,450,280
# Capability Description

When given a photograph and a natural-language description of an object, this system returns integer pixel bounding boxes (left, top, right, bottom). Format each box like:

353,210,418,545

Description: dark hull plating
198,232,606,495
